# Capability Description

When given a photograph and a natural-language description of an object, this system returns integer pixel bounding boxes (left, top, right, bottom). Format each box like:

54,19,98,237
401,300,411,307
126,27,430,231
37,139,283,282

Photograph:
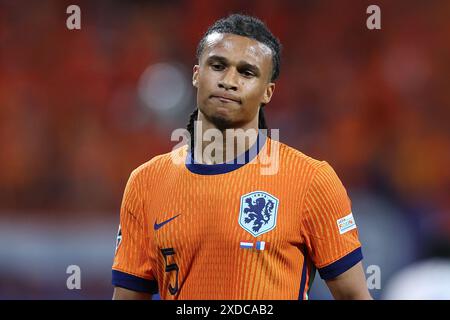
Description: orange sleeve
301,162,363,280
112,169,158,293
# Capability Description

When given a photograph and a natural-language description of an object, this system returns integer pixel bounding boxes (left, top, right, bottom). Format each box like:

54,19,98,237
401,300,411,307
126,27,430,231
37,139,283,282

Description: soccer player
112,14,372,300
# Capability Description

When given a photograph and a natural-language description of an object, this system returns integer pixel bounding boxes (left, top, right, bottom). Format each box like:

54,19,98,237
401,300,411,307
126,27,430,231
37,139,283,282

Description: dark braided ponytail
186,108,199,151
258,105,268,130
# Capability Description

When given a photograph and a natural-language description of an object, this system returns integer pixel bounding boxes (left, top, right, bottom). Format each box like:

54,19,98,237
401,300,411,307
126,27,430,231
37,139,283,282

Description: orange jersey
112,134,362,299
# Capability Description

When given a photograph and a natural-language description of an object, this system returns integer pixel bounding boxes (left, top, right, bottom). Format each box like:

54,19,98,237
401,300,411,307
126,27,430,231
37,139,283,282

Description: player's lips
210,94,241,104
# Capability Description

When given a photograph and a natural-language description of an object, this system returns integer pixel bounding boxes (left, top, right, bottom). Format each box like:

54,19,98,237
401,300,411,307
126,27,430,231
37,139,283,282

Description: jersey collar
185,131,267,175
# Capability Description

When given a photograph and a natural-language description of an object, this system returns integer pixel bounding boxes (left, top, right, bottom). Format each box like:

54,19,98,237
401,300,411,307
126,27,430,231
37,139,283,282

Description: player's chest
145,183,303,251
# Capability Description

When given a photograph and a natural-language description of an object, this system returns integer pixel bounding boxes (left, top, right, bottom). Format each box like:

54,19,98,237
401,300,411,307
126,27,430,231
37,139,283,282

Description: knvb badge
238,191,279,237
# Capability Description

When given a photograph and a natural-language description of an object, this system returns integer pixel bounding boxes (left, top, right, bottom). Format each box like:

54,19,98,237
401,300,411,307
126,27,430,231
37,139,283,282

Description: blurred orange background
0,0,449,299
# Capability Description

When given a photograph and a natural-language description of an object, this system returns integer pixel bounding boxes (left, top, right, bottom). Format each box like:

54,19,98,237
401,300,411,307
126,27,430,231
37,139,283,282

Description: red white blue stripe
240,241,268,250
240,242,253,249
255,241,266,250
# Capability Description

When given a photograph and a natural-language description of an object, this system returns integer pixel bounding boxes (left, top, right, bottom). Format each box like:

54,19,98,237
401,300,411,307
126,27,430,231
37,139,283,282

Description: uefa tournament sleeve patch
337,212,357,234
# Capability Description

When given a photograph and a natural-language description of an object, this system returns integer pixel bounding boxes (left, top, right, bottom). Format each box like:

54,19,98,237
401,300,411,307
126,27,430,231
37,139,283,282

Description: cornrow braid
196,14,282,82
258,105,268,131
186,108,199,151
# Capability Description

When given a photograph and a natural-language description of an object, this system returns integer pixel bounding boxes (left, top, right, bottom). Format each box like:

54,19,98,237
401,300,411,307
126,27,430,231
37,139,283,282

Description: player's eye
241,70,255,77
211,63,225,71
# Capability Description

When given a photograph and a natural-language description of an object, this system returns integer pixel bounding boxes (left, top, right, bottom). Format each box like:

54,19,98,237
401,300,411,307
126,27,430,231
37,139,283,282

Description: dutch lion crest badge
238,191,279,237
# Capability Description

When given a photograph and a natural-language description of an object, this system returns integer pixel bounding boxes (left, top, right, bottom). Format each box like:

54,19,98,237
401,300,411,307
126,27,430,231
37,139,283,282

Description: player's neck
193,112,259,165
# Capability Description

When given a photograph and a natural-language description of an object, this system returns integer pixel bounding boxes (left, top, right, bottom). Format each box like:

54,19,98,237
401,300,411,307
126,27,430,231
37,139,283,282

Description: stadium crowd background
0,0,449,299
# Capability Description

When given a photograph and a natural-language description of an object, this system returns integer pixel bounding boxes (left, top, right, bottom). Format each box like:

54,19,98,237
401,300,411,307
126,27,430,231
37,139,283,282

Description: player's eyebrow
238,61,261,77
206,55,261,77
206,55,228,65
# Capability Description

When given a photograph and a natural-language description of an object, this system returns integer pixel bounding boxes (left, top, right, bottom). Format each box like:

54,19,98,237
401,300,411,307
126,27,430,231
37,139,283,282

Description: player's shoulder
128,144,188,182
274,139,330,173
274,140,345,192
274,140,346,191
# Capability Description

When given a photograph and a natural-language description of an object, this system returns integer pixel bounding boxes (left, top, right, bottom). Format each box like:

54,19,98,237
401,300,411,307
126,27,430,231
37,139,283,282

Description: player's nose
218,68,238,91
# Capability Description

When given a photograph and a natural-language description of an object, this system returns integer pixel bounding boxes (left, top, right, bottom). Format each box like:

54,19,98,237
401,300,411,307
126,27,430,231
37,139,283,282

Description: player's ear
261,82,275,105
192,65,200,88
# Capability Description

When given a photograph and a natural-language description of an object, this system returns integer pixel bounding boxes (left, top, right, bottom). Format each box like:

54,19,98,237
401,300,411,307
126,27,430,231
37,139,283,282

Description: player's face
193,33,275,130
